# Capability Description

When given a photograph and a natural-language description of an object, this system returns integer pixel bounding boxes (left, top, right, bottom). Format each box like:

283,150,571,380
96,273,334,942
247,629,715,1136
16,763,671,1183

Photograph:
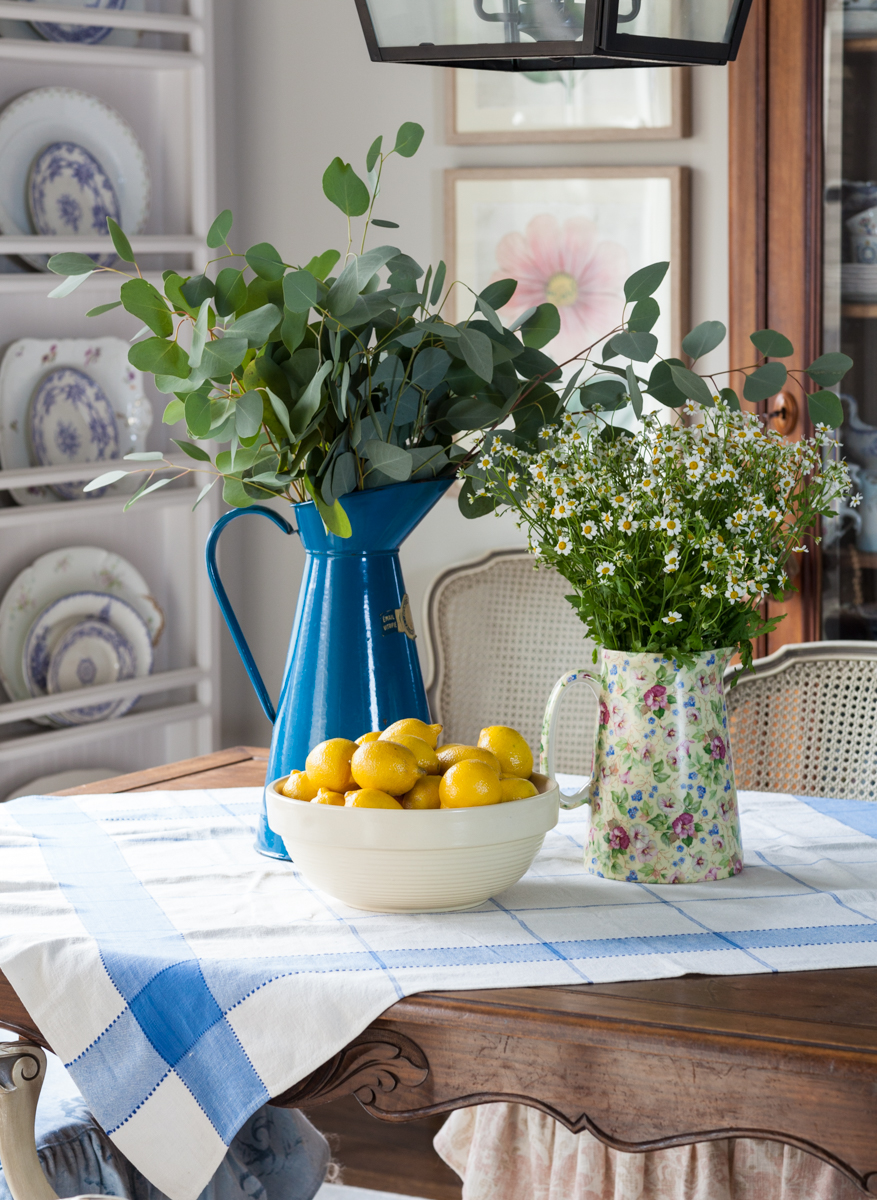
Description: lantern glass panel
364,0,587,49
610,0,743,44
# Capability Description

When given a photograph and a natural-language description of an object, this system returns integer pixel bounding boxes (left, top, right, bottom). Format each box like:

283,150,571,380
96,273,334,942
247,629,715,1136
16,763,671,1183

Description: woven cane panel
432,556,597,774
727,658,877,800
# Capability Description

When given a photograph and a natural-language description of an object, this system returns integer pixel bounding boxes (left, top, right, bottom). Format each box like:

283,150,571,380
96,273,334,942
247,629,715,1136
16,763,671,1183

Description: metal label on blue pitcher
381,593,416,639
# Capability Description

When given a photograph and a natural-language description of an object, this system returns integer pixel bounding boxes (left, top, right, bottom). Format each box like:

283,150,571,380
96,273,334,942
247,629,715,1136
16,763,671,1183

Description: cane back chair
725,641,877,801
424,550,597,774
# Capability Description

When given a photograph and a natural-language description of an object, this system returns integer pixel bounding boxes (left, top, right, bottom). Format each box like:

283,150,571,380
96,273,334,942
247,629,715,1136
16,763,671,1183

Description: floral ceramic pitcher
540,648,743,884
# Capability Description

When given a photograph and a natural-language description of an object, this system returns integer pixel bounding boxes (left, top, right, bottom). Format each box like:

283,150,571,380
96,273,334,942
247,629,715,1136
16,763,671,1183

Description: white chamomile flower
549,479,567,499
662,611,683,625
700,583,717,598
765,505,782,521
478,455,492,470
506,472,520,489
725,584,747,603
530,464,550,483
663,546,681,573
539,425,554,441
661,516,683,536
750,498,768,518
610,492,628,508
618,515,639,535
718,465,737,482
850,493,863,509
552,501,573,519
704,469,722,485
640,475,656,492
596,561,616,580
555,535,572,556
581,519,598,540
600,511,614,530
684,457,703,478
528,496,550,516
682,400,697,415
649,515,663,532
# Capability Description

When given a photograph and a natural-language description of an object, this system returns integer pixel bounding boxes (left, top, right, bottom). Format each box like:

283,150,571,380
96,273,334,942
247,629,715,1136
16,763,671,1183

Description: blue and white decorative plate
27,366,120,500
47,618,135,724
27,142,120,268
26,0,126,43
21,589,153,727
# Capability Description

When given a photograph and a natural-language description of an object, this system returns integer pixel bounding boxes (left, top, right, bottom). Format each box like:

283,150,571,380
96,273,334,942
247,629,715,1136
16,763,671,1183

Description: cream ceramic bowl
264,773,560,913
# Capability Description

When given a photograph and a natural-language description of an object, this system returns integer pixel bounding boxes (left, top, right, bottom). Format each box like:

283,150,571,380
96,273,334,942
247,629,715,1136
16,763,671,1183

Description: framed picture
446,67,690,145
445,166,689,362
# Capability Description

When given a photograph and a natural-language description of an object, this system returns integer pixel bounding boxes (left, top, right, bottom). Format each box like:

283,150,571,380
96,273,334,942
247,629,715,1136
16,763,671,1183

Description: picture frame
446,66,690,145
445,166,690,362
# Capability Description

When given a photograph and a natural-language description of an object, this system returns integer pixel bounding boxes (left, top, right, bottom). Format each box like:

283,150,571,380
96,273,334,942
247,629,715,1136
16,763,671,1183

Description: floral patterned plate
27,366,120,500
27,142,120,268
0,546,163,716
0,337,152,506
0,87,149,271
0,0,143,45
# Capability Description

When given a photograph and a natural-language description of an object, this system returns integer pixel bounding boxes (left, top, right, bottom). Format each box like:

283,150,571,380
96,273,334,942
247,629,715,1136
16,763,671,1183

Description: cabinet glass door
822,0,877,639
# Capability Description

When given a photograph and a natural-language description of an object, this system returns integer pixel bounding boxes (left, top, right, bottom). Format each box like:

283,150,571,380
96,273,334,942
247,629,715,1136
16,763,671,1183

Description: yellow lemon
314,788,345,806
400,776,442,809
280,770,318,801
346,788,403,809
356,731,381,746
477,726,534,779
388,734,440,775
499,777,538,803
435,744,502,776
350,740,421,795
306,738,358,792
439,760,501,808
380,718,442,750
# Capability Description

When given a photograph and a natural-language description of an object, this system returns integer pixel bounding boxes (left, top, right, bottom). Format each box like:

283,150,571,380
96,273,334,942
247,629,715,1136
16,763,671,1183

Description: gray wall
212,0,730,749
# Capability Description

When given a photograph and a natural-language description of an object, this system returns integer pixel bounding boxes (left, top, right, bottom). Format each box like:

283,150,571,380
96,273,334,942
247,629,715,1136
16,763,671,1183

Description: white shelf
0,701,211,762
0,1,220,777
0,666,206,726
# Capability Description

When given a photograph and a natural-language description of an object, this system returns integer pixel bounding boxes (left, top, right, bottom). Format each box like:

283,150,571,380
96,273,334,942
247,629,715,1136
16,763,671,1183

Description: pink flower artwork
490,215,627,362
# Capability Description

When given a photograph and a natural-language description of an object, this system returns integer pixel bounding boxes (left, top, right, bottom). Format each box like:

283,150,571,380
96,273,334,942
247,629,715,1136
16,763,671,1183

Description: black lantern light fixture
354,0,754,71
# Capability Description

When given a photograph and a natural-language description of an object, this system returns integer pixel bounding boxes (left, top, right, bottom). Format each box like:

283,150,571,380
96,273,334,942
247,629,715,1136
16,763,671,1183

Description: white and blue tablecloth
2,785,877,1200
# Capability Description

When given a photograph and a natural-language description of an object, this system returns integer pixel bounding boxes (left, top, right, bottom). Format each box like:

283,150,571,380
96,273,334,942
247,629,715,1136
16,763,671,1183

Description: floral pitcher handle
540,668,602,810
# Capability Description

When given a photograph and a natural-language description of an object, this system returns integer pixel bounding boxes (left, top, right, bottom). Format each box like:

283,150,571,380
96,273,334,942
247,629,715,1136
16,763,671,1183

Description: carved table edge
268,1027,877,1195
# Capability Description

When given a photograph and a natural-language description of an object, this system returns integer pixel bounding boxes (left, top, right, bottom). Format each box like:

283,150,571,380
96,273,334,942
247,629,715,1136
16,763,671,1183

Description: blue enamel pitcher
205,477,453,858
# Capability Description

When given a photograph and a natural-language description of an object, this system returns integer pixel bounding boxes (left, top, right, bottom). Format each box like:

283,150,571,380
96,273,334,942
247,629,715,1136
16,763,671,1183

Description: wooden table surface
4,747,877,1197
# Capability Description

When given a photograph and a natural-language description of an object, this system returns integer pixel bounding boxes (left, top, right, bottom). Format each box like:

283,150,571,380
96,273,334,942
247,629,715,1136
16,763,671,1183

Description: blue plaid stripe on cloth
2,784,877,1200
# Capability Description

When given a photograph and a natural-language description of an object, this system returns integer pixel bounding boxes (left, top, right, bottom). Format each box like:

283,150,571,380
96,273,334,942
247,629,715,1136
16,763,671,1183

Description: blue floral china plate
26,366,120,500
25,0,126,44
22,589,153,727
47,617,135,724
27,142,120,268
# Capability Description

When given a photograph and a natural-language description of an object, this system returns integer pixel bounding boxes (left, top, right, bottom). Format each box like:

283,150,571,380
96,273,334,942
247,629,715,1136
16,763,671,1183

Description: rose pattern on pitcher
543,647,743,884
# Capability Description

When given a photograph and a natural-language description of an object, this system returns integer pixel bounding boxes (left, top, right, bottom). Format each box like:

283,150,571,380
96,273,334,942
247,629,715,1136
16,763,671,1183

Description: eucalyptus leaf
198,335,248,379
719,387,741,411
409,446,449,478
475,295,503,333
322,157,370,217
281,308,307,355
214,267,247,318
624,261,669,303
86,301,122,317
627,297,660,333
47,251,97,276
283,270,319,314
180,273,214,308
669,364,714,407
331,450,357,500
805,352,854,387
83,469,129,492
48,271,93,298
743,361,788,403
363,439,413,480
519,303,560,350
171,438,211,462
430,261,447,306
626,364,643,419
188,299,210,369
609,331,658,363
234,391,264,439
289,360,332,437
682,320,726,361
206,209,233,249
411,346,451,391
107,217,134,263
245,242,285,282
324,244,399,317
807,389,844,428
646,358,687,407
458,477,497,519
192,478,217,510
303,475,352,537
129,337,190,378
366,135,383,173
304,249,341,280
371,218,399,228
457,327,494,383
393,121,424,157
265,387,293,440
386,252,423,282
226,303,282,346
750,328,794,358
162,399,185,424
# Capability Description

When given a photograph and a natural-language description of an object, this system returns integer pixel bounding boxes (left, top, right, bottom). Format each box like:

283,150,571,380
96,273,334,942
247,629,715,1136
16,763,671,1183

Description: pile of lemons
279,718,537,810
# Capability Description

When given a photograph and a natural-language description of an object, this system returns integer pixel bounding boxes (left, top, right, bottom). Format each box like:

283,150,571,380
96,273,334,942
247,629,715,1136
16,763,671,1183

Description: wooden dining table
3,746,877,1199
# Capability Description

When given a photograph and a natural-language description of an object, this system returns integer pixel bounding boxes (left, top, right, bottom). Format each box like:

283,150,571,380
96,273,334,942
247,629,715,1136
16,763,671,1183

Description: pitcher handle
205,505,296,724
540,668,602,810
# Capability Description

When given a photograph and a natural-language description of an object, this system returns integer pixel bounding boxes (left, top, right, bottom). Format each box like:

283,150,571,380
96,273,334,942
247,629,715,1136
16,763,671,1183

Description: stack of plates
0,338,152,505
0,87,149,271
0,0,144,45
842,263,877,302
0,547,163,727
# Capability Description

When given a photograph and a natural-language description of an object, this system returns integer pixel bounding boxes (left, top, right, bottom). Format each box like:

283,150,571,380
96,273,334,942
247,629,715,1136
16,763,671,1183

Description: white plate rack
0,1,220,796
